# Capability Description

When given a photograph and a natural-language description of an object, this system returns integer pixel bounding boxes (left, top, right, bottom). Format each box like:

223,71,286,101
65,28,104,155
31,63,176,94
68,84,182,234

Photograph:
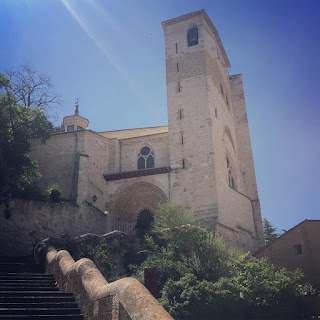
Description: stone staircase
0,256,84,319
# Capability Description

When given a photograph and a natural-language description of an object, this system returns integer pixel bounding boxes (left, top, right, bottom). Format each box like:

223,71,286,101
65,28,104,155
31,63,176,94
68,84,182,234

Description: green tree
228,253,314,308
263,218,279,243
160,274,244,320
160,252,315,319
135,203,232,290
154,201,197,231
132,202,315,319
0,65,60,205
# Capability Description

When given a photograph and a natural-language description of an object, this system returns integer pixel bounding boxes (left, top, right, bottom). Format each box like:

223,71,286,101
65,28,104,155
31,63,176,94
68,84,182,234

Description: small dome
62,104,89,132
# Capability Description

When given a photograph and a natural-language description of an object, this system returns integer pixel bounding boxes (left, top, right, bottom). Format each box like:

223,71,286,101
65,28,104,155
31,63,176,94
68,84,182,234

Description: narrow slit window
220,83,224,96
182,159,185,169
181,134,184,145
293,244,302,256
231,177,235,189
179,109,182,119
175,43,178,54
177,62,179,72
215,108,218,118
178,81,181,92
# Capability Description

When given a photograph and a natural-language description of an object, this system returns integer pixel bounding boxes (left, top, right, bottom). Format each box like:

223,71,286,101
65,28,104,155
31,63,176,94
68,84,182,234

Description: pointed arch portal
110,182,167,233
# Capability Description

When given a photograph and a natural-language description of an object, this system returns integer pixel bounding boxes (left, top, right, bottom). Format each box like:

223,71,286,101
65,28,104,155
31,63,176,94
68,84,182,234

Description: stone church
29,10,264,252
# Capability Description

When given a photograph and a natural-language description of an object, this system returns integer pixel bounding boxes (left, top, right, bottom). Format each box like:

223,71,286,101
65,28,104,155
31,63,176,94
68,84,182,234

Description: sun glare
60,0,135,90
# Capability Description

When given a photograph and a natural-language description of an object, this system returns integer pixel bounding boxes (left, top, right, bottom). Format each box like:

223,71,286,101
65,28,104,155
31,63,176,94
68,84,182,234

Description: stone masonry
26,9,264,253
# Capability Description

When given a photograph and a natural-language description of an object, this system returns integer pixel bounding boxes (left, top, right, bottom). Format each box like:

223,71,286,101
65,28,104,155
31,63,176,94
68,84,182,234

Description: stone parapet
36,243,172,320
0,198,108,256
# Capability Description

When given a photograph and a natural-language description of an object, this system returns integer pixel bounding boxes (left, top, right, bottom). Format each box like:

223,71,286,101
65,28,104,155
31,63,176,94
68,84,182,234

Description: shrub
136,246,189,290
160,274,246,320
43,184,62,202
154,201,197,232
77,239,113,278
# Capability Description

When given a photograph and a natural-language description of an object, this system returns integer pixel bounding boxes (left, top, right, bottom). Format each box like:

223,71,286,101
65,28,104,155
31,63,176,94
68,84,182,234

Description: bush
77,239,113,278
154,202,197,232
136,246,189,290
160,274,246,320
43,184,62,202
132,224,232,293
159,252,316,319
130,201,316,319
167,226,230,282
227,253,316,309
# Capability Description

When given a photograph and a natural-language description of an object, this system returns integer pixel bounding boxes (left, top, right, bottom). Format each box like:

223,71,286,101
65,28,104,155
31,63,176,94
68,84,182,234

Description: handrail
34,239,172,320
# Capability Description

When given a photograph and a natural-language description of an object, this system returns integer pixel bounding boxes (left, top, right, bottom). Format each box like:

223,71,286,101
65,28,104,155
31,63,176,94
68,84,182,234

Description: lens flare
60,0,135,90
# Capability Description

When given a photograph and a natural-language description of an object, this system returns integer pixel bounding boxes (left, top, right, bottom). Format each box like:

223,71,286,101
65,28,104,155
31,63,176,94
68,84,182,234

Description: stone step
0,256,35,263
0,292,73,297
0,256,83,319
0,287,59,292
0,296,76,303
0,279,56,284
0,264,44,273
0,283,57,288
0,302,78,309
0,315,83,319
0,274,54,280
0,308,81,315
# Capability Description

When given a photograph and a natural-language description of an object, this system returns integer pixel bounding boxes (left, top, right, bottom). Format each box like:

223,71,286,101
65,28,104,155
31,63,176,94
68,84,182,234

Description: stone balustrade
34,239,172,320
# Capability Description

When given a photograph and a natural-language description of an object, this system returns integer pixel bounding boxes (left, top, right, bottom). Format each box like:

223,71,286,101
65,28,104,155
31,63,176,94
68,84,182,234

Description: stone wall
82,132,110,212
29,131,86,201
0,198,109,256
120,133,169,172
229,74,258,200
30,131,110,213
229,74,264,247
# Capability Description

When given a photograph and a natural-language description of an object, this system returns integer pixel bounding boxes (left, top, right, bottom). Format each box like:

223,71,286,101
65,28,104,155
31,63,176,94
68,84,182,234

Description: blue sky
1,0,319,233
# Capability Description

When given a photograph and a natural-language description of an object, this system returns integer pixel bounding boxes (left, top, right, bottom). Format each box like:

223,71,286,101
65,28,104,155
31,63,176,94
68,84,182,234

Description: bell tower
162,10,264,251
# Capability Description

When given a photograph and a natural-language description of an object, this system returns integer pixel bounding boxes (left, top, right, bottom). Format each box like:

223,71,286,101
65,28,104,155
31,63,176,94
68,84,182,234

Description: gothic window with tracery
137,146,154,170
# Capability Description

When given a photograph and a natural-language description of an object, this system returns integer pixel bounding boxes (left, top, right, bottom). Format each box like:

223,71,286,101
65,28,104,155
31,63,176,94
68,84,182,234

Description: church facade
29,10,264,252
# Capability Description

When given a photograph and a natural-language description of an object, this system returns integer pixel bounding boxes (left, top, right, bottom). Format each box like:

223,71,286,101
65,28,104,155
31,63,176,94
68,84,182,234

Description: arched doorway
135,208,154,239
136,208,154,230
110,182,167,233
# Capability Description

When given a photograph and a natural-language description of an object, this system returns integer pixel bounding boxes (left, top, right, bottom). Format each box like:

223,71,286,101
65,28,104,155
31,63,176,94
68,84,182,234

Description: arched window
187,27,198,47
137,146,154,170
